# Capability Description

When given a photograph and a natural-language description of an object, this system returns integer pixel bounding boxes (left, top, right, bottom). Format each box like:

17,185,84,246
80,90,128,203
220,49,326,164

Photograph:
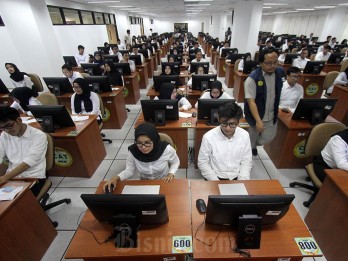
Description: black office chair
97,94,112,144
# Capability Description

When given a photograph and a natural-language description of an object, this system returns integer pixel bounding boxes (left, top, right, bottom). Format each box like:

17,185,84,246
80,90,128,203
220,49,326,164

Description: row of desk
65,179,318,260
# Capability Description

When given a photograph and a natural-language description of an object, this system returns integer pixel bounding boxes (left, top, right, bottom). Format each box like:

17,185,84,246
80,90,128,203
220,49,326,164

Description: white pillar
320,7,348,42
231,0,263,54
272,15,285,35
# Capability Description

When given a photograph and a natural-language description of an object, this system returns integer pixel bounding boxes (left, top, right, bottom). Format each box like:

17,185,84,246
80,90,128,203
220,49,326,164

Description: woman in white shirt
71,78,101,117
187,65,205,88
238,53,252,71
9,87,41,115
327,67,348,94
195,80,233,108
155,82,192,111
5,63,34,88
103,122,180,192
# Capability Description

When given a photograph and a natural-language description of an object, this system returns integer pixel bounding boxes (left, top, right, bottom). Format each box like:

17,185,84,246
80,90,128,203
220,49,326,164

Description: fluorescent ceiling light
296,9,315,11
129,11,142,12
338,3,348,5
185,4,211,6
184,0,213,1
264,3,288,6
273,11,287,14
88,1,120,3
263,7,272,9
314,6,336,9
109,5,133,8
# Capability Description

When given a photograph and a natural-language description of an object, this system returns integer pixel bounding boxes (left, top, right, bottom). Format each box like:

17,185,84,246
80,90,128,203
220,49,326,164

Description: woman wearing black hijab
104,61,124,86
5,63,34,88
155,83,192,111
194,80,233,108
93,51,105,75
103,122,180,192
71,78,101,116
9,87,41,115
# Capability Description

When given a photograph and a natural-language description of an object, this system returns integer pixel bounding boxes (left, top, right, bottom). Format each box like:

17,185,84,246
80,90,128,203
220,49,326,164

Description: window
110,15,115,24
63,9,81,24
94,13,104,24
81,11,93,24
48,6,63,25
104,13,110,24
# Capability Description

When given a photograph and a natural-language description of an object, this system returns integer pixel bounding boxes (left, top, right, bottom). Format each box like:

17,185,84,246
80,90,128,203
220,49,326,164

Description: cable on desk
194,214,222,247
228,231,251,258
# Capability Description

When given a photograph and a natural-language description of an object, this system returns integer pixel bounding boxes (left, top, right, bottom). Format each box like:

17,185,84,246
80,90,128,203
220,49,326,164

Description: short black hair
0,107,20,123
62,64,73,71
287,66,301,76
324,45,332,50
78,45,84,49
218,101,243,120
258,47,279,63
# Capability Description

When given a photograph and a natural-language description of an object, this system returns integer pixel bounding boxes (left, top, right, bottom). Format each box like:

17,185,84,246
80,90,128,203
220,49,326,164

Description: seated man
130,46,144,64
120,52,136,73
111,45,123,62
198,102,252,180
279,67,304,110
191,49,206,63
62,64,83,85
315,45,332,61
292,48,309,69
74,44,89,65
0,107,47,197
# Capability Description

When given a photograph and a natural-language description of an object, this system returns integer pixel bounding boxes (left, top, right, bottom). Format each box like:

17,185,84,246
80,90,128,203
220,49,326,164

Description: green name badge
172,236,193,254
294,237,322,256
67,131,79,136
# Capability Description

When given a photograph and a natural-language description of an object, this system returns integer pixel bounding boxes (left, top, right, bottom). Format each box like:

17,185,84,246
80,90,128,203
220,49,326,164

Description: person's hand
163,173,175,183
0,176,5,185
256,120,264,133
103,176,119,193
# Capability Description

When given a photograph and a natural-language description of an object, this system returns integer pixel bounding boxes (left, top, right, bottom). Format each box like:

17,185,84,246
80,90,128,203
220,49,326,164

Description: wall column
320,8,347,42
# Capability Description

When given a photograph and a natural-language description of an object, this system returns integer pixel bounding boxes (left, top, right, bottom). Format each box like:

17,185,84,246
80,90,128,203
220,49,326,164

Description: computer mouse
192,112,197,117
196,199,207,214
282,108,289,113
105,184,114,194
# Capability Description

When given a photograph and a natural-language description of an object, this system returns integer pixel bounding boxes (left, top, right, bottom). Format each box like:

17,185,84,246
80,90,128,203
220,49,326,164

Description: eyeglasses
289,75,300,79
263,61,278,66
220,121,238,128
73,86,81,89
0,121,16,131
135,141,153,148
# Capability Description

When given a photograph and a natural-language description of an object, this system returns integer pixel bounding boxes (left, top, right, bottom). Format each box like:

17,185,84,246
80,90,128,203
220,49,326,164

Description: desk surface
191,180,313,260
65,179,191,260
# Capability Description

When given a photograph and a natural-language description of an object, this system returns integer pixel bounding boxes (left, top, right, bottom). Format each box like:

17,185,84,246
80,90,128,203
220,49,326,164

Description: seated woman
238,53,252,71
155,83,191,111
168,56,175,63
195,80,233,108
9,87,41,116
71,78,101,117
93,51,105,75
187,65,205,88
161,65,176,76
104,61,123,86
5,63,34,88
327,67,348,94
103,122,180,192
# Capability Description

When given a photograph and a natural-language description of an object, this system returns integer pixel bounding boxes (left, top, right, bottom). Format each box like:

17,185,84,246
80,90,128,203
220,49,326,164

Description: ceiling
66,0,348,18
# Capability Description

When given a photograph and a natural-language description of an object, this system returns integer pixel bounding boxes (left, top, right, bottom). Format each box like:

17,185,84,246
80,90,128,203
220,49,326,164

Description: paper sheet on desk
179,112,192,118
22,118,37,124
0,186,23,201
218,184,248,195
122,185,160,195
112,87,119,91
71,115,89,122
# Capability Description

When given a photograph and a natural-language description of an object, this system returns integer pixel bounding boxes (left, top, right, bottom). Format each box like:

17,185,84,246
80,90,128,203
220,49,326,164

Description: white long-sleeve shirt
65,71,83,85
10,97,42,115
327,72,348,94
154,96,192,111
321,134,348,171
198,126,252,180
292,57,309,69
279,81,304,109
315,52,331,61
71,91,101,116
10,75,33,88
118,145,180,180
74,53,89,65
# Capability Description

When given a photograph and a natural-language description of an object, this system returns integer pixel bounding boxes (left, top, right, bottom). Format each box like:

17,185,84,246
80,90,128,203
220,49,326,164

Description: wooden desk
0,93,12,105
329,84,348,125
156,49,161,66
305,169,348,261
233,71,248,102
216,56,226,77
0,181,57,260
72,66,84,73
225,63,235,88
56,89,127,129
298,72,326,99
146,88,201,107
65,179,191,261
146,57,154,78
206,43,212,57
211,51,216,66
153,53,158,69
48,115,106,177
123,72,140,104
322,63,341,73
191,180,314,260
136,63,149,89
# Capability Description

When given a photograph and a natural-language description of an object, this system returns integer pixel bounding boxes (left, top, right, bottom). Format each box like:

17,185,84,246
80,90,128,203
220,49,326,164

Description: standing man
244,47,285,156
74,45,89,65
125,29,132,45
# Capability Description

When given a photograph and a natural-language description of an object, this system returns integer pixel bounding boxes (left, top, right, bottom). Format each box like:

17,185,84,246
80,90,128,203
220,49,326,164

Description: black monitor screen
190,62,209,74
167,54,183,64
141,99,179,123
243,61,258,74
221,48,238,58
43,77,74,95
81,63,103,76
327,53,345,64
114,63,132,76
0,78,10,94
103,55,119,63
291,98,338,125
170,47,183,55
192,74,217,91
303,61,325,74
153,75,180,92
63,56,78,67
138,49,149,59
283,54,300,64
27,105,75,131
198,99,235,125
205,194,295,226
226,53,247,64
161,62,180,75
129,55,142,66
84,76,112,93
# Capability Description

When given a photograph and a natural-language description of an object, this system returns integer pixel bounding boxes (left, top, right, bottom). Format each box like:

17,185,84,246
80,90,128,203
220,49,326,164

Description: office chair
159,133,174,148
28,73,44,93
234,59,242,74
289,122,346,207
80,72,90,78
323,71,340,92
291,48,298,53
340,59,348,72
340,47,347,54
37,92,59,105
97,94,112,144
310,54,316,61
37,133,71,227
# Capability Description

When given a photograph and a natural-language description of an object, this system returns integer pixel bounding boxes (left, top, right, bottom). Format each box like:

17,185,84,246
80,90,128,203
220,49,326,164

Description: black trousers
204,177,238,181
30,178,47,197
313,155,332,183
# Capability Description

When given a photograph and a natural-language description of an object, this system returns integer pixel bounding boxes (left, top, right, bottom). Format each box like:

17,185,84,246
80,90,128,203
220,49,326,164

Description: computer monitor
81,194,169,248
81,63,103,76
283,54,300,64
190,62,209,74
103,55,119,63
119,50,128,56
153,75,180,92
167,54,183,64
0,78,10,94
303,61,325,74
198,99,235,125
242,61,258,74
333,44,346,53
84,76,112,93
189,53,206,61
97,46,105,53
63,56,78,67
192,74,217,91
141,99,179,126
138,49,149,59
161,62,180,75
27,105,75,132
326,53,345,64
43,77,74,96
291,98,338,125
129,55,142,66
170,47,183,55
151,43,158,51
226,53,247,64
113,62,132,76
206,194,294,226
221,48,238,58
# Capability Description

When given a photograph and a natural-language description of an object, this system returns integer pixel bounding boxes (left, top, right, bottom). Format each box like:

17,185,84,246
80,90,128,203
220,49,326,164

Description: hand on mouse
103,176,120,193
163,173,175,183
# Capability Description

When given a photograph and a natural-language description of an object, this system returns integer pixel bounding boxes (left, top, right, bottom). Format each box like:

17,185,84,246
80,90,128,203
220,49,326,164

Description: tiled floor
42,59,327,261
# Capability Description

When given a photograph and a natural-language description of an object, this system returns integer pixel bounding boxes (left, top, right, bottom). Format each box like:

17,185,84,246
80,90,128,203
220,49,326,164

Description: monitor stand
311,109,324,125
111,214,138,248
236,214,262,249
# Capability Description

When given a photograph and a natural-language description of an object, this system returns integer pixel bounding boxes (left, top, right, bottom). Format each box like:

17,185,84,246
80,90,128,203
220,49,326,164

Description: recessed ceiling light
263,7,272,9
88,1,120,3
296,9,315,11
264,3,288,6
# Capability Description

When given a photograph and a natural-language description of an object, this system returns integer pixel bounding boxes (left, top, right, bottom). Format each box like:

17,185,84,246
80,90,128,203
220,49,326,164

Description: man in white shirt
317,41,329,53
0,107,47,197
62,64,83,85
190,50,207,63
131,46,144,64
117,39,126,50
121,52,136,73
111,46,123,62
74,45,89,65
124,30,131,45
198,102,252,180
329,37,337,49
279,67,304,109
315,45,332,61
292,48,310,69
219,41,230,55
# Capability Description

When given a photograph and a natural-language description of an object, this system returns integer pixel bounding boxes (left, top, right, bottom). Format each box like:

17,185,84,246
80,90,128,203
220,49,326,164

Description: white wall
153,18,202,36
